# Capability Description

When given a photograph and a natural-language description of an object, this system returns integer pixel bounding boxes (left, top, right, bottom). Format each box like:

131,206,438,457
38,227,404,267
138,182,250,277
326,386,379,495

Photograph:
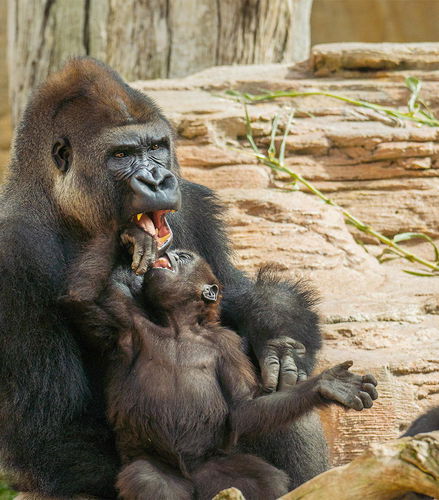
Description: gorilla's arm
61,230,152,353
171,179,322,391
221,360,378,438
0,226,119,498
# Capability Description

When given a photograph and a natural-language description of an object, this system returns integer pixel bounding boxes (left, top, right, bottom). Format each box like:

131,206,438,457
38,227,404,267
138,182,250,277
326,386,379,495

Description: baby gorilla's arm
229,361,378,437
61,230,141,350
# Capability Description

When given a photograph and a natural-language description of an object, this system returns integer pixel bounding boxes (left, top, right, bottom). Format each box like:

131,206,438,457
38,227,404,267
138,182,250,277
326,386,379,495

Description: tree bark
16,433,439,499
8,0,313,124
279,431,439,500
214,432,439,500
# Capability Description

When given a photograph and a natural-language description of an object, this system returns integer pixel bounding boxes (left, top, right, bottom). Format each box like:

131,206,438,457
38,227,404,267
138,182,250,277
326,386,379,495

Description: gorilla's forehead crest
38,57,162,127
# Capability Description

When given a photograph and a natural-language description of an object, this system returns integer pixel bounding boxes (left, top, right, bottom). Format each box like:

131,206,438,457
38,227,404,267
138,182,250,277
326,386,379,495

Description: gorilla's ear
202,284,219,303
52,137,72,173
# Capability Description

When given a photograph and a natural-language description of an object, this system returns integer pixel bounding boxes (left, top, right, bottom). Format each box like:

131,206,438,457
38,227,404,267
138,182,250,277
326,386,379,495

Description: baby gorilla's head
142,250,220,323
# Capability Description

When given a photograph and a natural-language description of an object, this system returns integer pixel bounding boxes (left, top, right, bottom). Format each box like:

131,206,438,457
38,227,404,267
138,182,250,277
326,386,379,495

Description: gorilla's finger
120,233,134,254
362,383,378,400
362,374,377,386
131,245,144,272
260,350,280,393
358,391,373,409
297,370,308,382
278,354,298,391
350,395,364,411
293,343,306,358
136,249,150,275
338,360,353,371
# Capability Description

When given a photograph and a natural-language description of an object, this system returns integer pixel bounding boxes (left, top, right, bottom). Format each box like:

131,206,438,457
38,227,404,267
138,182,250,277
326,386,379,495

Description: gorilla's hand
317,361,378,410
258,337,307,392
121,224,157,275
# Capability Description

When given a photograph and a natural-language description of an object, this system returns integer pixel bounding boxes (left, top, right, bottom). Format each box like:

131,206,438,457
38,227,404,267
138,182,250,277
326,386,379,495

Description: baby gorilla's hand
317,361,378,411
120,224,158,275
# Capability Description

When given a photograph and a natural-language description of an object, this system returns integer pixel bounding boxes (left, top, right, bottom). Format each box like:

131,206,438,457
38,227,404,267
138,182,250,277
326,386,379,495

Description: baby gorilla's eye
178,252,192,262
150,144,160,151
113,151,128,158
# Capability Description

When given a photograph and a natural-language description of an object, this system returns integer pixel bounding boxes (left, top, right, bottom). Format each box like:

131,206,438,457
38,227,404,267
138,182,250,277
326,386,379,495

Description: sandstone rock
134,50,439,466
311,42,439,76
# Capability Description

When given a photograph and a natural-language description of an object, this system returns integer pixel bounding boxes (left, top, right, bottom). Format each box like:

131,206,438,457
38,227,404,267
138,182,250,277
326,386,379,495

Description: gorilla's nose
134,167,173,191
129,166,181,213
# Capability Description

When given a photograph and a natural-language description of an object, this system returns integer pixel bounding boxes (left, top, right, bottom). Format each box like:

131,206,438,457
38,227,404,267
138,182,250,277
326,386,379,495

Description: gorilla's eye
113,151,128,158
150,144,160,151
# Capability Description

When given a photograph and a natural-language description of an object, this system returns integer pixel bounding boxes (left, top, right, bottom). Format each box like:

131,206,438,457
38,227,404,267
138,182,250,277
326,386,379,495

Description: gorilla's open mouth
132,210,174,252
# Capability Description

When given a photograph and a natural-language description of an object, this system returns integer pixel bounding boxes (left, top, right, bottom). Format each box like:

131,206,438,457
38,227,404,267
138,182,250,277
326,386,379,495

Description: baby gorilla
63,231,378,500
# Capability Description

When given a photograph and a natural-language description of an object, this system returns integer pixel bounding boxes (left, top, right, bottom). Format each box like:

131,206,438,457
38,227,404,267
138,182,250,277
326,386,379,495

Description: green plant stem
249,146,439,274
226,89,439,127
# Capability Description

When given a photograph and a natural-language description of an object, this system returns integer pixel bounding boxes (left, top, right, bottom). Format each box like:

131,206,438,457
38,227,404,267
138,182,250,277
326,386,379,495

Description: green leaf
403,269,439,277
392,232,439,263
268,114,280,160
279,109,294,165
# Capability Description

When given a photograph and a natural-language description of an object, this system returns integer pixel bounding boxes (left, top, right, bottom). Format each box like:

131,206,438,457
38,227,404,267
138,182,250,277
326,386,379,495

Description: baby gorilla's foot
317,361,378,410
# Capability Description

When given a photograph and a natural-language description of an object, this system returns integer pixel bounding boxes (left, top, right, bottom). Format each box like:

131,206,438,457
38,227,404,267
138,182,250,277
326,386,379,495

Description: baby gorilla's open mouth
149,252,178,273
132,210,174,252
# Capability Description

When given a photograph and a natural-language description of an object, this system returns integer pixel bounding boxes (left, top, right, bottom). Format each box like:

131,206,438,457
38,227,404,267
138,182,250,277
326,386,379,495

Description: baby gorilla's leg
116,457,193,500
192,453,290,500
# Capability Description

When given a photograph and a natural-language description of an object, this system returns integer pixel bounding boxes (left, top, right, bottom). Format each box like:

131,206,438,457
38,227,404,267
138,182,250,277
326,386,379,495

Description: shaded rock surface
134,43,439,466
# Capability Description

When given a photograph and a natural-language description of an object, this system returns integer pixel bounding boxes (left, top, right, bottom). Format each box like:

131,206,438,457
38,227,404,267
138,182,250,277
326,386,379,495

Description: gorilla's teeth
136,213,143,222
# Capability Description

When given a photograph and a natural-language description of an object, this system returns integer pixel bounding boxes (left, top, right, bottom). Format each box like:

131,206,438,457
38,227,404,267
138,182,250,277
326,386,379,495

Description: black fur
0,57,327,497
63,242,377,500
399,407,439,500
403,407,439,437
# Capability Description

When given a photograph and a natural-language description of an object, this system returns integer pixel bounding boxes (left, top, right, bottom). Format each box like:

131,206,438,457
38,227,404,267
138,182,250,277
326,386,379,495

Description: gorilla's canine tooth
136,213,143,222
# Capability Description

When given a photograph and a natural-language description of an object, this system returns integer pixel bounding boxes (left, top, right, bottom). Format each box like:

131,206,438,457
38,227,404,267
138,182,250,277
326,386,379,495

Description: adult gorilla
0,58,325,498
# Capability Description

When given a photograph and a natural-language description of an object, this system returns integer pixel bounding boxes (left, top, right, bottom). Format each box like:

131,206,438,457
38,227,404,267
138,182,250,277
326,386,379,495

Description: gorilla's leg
116,457,193,500
192,453,289,500
15,495,99,499
239,412,329,489
402,407,439,437
397,407,439,500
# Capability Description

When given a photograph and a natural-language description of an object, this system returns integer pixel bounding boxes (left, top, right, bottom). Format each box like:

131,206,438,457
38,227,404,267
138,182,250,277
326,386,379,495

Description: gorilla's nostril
132,168,177,197
135,172,160,190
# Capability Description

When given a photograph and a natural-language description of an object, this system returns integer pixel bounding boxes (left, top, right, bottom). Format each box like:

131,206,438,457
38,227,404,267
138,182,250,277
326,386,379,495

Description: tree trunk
280,431,439,500
8,0,313,124
214,432,439,500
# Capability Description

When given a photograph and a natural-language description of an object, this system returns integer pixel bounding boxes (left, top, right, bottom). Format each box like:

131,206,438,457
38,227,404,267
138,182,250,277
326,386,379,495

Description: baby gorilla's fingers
358,391,374,409
349,395,364,411
135,252,149,275
131,243,144,273
362,374,378,386
334,360,354,373
135,238,157,275
318,362,378,411
362,382,378,401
